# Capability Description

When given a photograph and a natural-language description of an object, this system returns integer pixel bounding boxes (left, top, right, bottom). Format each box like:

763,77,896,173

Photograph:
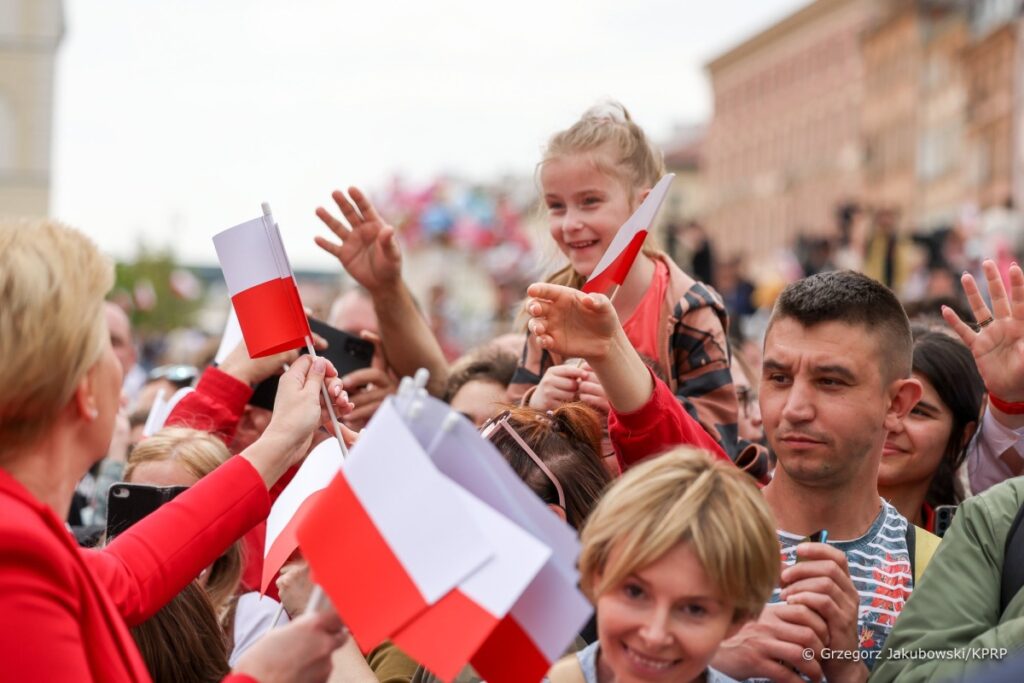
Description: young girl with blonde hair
509,102,749,466
125,427,283,664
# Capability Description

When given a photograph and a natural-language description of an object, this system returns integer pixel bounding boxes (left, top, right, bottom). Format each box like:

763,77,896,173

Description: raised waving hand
942,260,1024,402
315,187,402,293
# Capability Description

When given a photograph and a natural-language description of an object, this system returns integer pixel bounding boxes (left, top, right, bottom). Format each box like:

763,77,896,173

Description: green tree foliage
112,247,204,334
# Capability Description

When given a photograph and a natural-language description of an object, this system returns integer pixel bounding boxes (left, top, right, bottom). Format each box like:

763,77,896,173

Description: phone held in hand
248,317,375,411
105,482,188,540
796,529,829,562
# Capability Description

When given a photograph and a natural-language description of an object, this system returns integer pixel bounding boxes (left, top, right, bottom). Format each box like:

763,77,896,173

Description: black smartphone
934,505,958,538
248,317,375,410
105,483,188,540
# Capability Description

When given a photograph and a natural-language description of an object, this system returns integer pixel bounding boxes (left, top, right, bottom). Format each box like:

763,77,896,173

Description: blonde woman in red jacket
0,219,350,682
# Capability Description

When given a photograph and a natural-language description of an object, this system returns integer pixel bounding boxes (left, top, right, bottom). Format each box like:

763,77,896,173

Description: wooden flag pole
305,335,350,459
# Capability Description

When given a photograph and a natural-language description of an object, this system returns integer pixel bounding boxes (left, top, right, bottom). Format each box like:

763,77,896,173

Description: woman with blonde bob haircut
548,448,779,683
0,218,350,681
124,429,247,647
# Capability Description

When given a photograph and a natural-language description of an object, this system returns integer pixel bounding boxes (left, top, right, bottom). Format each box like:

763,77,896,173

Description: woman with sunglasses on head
482,403,612,530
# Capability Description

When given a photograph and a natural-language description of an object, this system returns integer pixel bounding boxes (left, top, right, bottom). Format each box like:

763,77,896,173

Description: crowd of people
2,101,1024,683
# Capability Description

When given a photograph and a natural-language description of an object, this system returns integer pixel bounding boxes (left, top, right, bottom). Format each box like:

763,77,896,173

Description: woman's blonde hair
579,447,779,623
0,219,114,455
539,101,667,291
126,428,244,624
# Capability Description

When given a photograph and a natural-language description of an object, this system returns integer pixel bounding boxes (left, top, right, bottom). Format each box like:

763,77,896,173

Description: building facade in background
0,0,63,216
861,0,970,228
704,0,881,258
963,0,1021,211
704,0,1024,262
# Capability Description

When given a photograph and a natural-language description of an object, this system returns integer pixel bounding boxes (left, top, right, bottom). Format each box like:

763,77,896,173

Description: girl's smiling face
879,373,958,489
595,541,741,683
541,149,640,279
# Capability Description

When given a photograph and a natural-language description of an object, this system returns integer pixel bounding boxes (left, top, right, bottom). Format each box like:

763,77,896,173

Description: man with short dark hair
711,270,924,683
523,269,928,682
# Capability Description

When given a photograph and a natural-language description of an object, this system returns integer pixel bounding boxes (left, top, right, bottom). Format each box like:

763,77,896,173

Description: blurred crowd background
7,0,1024,399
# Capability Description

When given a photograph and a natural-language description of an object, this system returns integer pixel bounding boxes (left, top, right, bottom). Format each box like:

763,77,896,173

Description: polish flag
214,307,244,365
472,560,593,683
296,399,494,650
261,437,344,594
213,207,310,357
582,174,676,294
391,489,550,681
396,399,592,682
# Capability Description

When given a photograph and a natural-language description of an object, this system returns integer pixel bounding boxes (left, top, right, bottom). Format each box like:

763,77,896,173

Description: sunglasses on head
481,410,566,510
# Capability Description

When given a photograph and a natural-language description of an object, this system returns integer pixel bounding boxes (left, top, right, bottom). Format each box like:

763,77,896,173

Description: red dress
0,455,267,682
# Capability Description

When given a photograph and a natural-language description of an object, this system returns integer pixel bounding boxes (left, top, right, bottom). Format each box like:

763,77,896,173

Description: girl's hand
577,368,610,414
528,364,588,411
526,282,620,361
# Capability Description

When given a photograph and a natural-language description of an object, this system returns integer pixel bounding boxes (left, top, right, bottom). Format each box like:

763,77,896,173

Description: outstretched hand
315,187,402,293
234,609,347,683
262,356,349,468
942,260,1024,401
526,282,621,362
220,333,327,387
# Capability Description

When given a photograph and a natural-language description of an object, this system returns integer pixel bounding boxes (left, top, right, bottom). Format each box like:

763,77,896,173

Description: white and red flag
391,489,551,681
261,437,344,594
212,207,310,357
582,173,676,295
397,398,592,682
296,399,494,650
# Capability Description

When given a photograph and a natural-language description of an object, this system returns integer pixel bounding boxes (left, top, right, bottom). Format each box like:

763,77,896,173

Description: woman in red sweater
0,219,350,682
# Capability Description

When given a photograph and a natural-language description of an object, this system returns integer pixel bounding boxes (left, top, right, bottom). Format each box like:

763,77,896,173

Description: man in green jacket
869,475,1024,682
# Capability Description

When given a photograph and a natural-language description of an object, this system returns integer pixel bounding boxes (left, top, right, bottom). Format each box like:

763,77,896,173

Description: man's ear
73,366,100,422
884,376,923,433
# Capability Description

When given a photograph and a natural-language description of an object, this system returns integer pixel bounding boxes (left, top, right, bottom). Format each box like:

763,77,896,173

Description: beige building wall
917,10,969,227
704,0,881,259
861,1,969,230
964,21,1017,210
0,0,63,216
861,2,920,216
